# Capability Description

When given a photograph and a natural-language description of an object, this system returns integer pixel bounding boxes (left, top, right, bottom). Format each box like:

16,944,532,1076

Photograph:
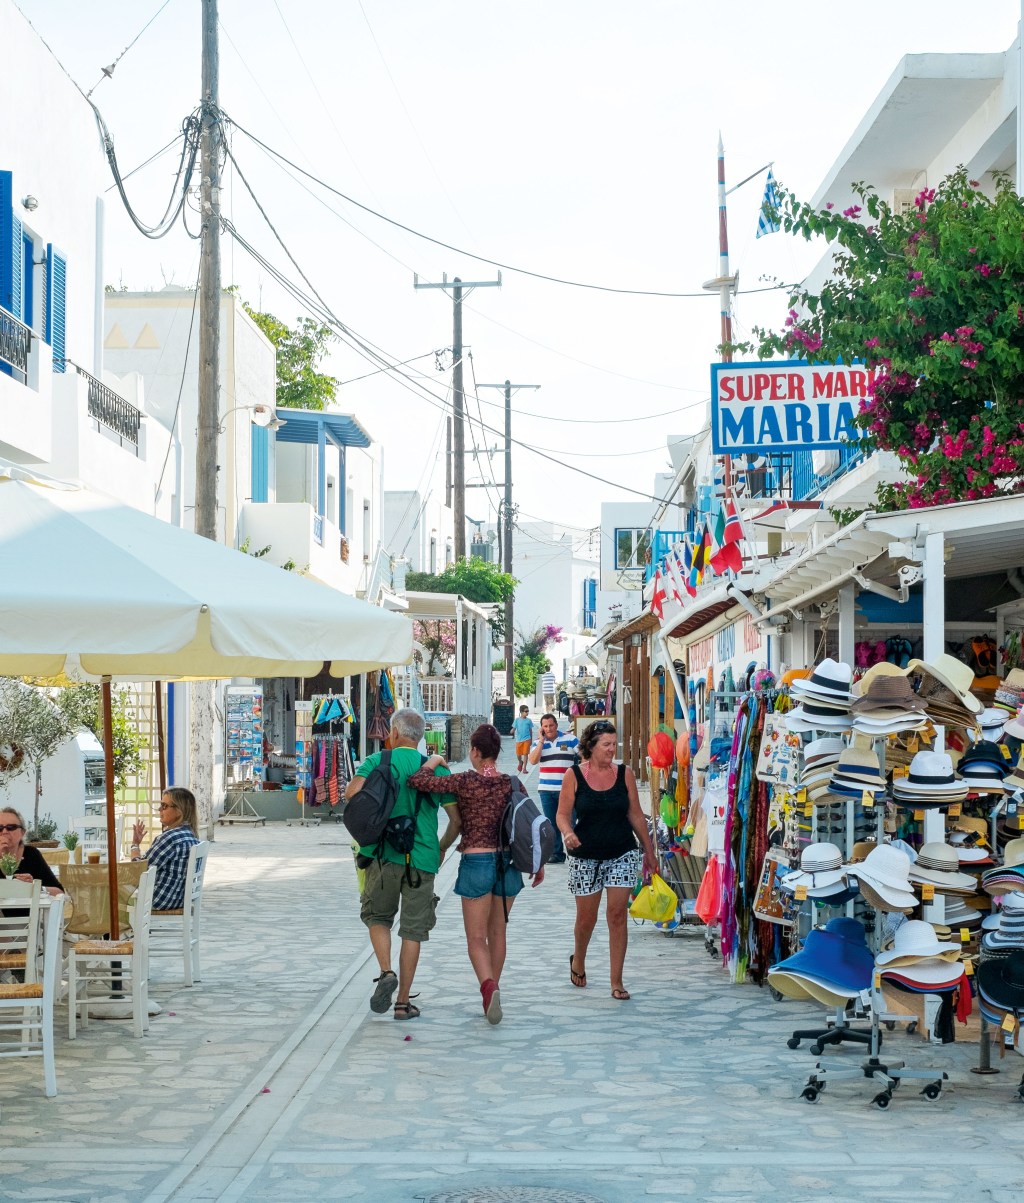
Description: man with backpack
344,708,458,1020
528,712,580,863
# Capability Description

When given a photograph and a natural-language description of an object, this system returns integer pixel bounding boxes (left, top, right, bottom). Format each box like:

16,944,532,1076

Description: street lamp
218,403,286,433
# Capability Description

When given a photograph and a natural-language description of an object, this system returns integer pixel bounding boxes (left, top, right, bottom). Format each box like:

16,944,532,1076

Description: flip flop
611,987,631,1001
569,953,587,988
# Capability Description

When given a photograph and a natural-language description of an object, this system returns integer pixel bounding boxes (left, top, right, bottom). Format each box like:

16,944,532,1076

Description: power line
86,0,176,97
225,116,789,301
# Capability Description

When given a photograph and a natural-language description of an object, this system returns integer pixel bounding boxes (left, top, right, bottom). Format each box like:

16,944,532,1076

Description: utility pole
195,0,221,541
191,0,221,840
414,273,501,560
478,380,540,701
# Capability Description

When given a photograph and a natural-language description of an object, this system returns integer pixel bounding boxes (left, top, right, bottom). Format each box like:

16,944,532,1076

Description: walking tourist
345,708,457,1021
528,713,579,862
409,723,543,1025
512,705,533,772
558,720,656,1001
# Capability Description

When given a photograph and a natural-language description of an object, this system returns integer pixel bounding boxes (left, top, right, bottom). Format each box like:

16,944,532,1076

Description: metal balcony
64,360,142,452
0,306,30,383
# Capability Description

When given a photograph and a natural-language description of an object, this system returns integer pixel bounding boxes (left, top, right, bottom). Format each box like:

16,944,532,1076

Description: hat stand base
784,1005,871,1053
970,1021,1000,1075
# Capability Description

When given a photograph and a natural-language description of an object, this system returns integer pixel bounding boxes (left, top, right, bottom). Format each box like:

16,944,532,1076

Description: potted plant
0,852,18,878
26,814,59,847
62,830,79,852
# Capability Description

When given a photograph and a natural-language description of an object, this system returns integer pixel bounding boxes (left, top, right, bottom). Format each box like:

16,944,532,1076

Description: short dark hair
471,723,502,761
540,713,558,725
519,705,529,713
579,720,616,760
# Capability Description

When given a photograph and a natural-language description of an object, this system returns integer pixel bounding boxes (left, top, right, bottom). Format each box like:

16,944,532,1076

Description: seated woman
0,807,63,896
130,787,200,910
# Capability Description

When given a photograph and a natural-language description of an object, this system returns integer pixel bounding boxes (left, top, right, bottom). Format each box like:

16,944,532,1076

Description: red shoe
481,978,502,1025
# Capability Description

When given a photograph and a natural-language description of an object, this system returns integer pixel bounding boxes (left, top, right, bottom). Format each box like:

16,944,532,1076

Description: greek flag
756,168,780,239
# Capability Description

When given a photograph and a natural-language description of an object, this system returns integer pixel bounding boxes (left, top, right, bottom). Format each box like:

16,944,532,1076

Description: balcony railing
790,444,864,501
63,360,142,452
644,529,692,582
0,306,30,383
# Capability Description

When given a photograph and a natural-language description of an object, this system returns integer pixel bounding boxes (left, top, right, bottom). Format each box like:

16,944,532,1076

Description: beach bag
628,872,677,923
501,778,555,874
342,750,400,847
695,854,724,924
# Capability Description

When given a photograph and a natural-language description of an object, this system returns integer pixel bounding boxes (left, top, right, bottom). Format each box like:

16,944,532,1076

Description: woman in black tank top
557,721,657,1000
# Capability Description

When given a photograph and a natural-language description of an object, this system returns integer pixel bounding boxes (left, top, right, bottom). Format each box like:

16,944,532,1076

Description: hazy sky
15,0,1023,535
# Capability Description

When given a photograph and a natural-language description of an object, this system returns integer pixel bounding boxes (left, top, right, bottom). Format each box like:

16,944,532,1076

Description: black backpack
343,749,400,847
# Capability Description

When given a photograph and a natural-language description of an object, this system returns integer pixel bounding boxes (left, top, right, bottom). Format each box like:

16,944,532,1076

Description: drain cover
420,1191,606,1203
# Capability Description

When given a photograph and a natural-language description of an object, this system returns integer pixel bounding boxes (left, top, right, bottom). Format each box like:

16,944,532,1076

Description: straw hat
853,661,910,696
851,673,926,715
846,844,918,911
907,654,983,714
907,843,977,893
779,843,846,897
791,658,854,701
875,920,961,966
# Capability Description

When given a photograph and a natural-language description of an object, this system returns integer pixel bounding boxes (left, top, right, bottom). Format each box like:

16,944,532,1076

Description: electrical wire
103,132,186,192
224,116,789,301
86,0,176,97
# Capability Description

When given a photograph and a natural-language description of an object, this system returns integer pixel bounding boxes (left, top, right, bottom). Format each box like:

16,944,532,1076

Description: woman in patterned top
410,724,544,1025
130,787,200,911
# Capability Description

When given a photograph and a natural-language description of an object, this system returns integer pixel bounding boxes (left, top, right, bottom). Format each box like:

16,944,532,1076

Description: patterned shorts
567,848,641,896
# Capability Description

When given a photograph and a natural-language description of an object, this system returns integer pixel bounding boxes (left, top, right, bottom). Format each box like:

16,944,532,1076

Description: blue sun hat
771,928,874,993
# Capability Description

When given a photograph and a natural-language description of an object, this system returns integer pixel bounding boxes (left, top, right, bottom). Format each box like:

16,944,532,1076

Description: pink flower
910,285,932,298
960,358,979,369
863,337,880,348
842,205,862,218
908,271,923,280
975,264,991,277
825,202,834,210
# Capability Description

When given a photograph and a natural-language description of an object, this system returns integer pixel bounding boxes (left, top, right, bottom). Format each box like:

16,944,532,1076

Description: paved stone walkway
4,744,1024,1202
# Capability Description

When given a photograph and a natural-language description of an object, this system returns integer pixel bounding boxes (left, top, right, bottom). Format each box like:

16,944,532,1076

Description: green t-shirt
354,746,454,874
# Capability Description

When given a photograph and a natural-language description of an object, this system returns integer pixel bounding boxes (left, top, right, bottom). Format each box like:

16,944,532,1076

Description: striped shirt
538,731,580,795
539,672,556,695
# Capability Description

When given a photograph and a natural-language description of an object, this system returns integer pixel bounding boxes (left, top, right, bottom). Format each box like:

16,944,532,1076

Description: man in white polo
528,713,579,863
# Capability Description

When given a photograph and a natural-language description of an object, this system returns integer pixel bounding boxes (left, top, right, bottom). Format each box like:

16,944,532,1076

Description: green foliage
62,830,80,850
512,625,564,700
28,814,58,842
407,558,517,642
54,685,147,793
243,304,338,411
828,506,864,528
737,168,1024,510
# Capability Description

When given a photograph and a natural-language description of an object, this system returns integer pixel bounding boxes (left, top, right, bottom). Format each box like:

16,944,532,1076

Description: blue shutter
0,170,24,320
250,423,269,502
45,244,66,372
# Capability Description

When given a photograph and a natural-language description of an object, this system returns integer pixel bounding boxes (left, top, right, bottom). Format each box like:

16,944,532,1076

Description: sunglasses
159,803,179,811
590,721,616,735
0,824,24,833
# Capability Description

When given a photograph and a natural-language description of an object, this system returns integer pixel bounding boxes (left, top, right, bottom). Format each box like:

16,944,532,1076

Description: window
614,528,651,571
582,578,597,629
429,534,437,574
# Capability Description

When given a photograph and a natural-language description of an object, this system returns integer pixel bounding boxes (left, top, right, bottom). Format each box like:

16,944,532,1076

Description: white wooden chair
150,840,210,986
0,892,65,1096
0,878,43,983
69,811,125,862
68,867,155,1039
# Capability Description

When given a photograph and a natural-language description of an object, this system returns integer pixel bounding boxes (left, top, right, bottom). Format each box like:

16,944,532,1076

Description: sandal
394,1000,421,1020
370,970,398,1014
569,953,587,988
611,987,631,1001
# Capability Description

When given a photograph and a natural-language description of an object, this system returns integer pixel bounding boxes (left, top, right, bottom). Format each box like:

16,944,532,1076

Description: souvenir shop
222,666,399,824
649,496,1024,1104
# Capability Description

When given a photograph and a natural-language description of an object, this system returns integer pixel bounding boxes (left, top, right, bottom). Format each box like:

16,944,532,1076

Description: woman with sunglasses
0,808,64,896
130,787,200,911
558,720,656,1001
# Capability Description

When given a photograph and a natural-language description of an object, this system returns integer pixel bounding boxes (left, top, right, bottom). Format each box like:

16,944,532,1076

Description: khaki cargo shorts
359,859,438,942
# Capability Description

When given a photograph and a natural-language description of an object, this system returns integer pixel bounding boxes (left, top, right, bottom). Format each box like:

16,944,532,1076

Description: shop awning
403,591,495,623
602,610,660,647
275,409,372,448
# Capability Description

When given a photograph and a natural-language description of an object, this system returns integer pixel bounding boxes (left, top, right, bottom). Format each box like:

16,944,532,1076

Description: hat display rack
766,654,1024,1107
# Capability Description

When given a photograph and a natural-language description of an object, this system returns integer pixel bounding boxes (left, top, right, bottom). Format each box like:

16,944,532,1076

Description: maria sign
710,360,872,454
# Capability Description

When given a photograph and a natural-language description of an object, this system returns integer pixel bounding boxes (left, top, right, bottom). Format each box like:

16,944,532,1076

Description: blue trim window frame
250,422,269,502
582,578,597,628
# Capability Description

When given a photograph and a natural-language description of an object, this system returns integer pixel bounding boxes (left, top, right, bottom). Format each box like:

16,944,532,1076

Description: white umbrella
0,463,411,933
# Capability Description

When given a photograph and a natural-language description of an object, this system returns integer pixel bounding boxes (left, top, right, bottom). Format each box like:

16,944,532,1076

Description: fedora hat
786,703,853,733
977,948,1024,1011
994,669,1024,712
908,843,979,893
876,919,960,966
848,839,877,864
1004,839,1024,870
907,654,983,714
892,750,968,801
960,741,1010,773
853,662,910,696
780,843,846,897
851,674,925,713
791,658,854,701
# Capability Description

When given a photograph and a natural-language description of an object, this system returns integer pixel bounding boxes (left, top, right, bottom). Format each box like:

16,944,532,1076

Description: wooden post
638,635,650,784
649,670,661,798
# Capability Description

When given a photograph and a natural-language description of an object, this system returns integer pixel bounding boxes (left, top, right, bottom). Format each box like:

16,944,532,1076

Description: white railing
393,671,455,714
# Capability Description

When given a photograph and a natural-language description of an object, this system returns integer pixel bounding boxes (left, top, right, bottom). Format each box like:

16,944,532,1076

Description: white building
383,489,455,575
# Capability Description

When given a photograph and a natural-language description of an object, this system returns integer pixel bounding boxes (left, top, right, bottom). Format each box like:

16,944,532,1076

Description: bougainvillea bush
738,168,1024,510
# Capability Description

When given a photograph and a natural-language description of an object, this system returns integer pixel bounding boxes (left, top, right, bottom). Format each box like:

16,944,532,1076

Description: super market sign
710,360,872,454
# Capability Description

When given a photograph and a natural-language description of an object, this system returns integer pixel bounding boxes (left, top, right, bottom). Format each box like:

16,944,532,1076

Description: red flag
711,499,744,574
650,568,667,619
